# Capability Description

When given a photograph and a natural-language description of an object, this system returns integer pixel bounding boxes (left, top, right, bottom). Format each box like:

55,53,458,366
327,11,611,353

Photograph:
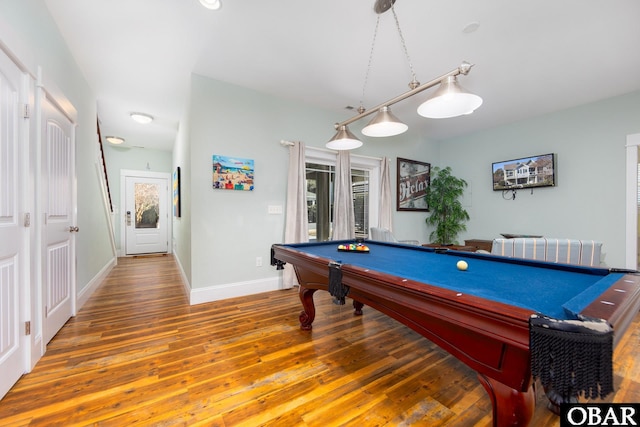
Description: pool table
270,240,640,426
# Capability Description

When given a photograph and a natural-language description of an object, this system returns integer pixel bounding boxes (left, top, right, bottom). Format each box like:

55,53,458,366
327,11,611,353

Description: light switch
268,205,283,214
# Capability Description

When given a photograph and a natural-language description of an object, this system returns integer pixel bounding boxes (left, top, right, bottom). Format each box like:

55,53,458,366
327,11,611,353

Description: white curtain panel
379,157,393,231
282,141,308,289
331,150,355,240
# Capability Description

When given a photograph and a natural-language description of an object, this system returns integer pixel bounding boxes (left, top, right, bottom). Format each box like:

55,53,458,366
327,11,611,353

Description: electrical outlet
256,256,262,267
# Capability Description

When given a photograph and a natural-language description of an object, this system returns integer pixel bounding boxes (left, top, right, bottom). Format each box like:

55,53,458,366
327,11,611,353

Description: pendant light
417,76,483,118
326,126,363,150
362,106,408,137
326,0,482,150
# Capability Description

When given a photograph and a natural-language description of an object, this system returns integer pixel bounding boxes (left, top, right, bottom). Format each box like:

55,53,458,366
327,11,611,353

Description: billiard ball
456,260,468,271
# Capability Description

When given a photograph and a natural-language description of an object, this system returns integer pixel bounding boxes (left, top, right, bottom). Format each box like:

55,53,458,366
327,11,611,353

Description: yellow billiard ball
456,260,468,271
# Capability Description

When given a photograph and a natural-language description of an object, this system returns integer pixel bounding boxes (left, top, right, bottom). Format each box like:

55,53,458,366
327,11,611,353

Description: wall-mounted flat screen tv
492,153,556,191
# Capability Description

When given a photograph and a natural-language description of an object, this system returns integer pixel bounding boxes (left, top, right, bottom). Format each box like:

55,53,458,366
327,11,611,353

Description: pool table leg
353,299,364,315
477,374,535,426
298,286,317,330
298,286,365,330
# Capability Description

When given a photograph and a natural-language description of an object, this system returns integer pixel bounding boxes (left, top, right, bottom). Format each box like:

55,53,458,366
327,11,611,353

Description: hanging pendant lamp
326,125,363,150
362,106,408,137
325,1,482,150
417,75,483,119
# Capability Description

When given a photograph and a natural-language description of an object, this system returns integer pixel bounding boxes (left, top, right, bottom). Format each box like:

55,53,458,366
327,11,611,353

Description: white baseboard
77,256,117,310
172,254,192,299
190,276,283,305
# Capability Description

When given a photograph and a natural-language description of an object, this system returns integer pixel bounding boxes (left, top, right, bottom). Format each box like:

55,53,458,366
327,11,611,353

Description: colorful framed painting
173,167,181,217
397,157,430,211
212,155,254,191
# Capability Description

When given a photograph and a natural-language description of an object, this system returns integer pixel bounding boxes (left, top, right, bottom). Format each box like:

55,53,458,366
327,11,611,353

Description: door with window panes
124,175,169,255
306,162,369,242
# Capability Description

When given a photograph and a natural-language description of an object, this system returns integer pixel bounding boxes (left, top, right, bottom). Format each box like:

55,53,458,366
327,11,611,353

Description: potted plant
424,166,470,245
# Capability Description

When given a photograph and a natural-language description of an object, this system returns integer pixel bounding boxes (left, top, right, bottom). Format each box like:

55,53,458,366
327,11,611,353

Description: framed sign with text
397,157,430,211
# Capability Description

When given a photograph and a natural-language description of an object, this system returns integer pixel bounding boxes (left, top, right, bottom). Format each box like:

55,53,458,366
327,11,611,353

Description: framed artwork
212,155,254,191
173,167,181,217
397,157,430,211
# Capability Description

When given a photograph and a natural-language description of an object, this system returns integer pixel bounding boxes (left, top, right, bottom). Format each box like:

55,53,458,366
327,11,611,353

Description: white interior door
42,94,76,345
125,175,168,255
0,49,27,399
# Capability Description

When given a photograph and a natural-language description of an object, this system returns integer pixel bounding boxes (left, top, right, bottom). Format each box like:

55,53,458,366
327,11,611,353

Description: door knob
126,211,132,226
69,226,79,232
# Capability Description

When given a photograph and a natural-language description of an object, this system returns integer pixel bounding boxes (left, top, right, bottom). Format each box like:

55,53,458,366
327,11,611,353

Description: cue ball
457,260,468,271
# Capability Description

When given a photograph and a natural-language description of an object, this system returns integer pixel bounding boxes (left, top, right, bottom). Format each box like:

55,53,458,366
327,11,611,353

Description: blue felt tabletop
280,240,621,320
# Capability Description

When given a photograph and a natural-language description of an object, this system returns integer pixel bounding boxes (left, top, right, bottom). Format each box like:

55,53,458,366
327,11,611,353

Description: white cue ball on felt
457,260,468,271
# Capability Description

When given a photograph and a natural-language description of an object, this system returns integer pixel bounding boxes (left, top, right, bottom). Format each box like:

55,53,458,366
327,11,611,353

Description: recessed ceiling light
130,112,154,124
199,0,221,10
105,136,125,145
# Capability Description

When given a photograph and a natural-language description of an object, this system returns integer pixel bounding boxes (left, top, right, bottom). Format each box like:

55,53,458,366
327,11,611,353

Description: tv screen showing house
492,153,556,191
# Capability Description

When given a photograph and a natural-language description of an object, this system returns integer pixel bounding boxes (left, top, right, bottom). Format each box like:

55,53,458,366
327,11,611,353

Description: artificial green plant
424,166,470,245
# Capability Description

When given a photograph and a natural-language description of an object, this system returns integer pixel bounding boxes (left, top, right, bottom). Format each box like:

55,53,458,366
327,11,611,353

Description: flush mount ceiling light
326,0,482,150
105,136,125,145
130,112,154,124
199,0,221,10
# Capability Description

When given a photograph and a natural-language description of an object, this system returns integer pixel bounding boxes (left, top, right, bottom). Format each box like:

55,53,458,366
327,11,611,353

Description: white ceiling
43,0,640,152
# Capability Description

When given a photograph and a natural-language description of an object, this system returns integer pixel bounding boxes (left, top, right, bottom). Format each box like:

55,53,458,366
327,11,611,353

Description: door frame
0,45,32,400
119,169,172,257
39,89,77,346
0,46,79,397
625,133,640,269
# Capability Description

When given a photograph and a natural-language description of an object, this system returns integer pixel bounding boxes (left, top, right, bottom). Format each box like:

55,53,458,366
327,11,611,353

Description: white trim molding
77,256,117,309
190,276,284,305
172,251,192,300
625,133,640,270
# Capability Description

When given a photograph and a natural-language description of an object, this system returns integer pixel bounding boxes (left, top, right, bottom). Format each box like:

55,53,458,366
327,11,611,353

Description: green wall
181,72,640,299
439,90,640,267
6,0,638,305
103,145,173,254
0,0,115,293
183,74,438,299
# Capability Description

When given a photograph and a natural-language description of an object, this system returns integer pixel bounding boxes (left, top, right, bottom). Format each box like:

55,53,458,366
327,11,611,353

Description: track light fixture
326,0,482,150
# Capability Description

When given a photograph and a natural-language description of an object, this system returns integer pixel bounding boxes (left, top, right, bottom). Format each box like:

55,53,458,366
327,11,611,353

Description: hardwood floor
0,255,638,426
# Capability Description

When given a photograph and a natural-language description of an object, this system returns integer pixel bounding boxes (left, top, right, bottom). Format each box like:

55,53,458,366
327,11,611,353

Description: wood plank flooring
0,255,639,426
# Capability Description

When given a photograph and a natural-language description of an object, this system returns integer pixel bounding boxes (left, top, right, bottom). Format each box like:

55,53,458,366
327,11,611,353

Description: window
305,148,380,242
352,170,369,238
134,183,160,228
306,162,332,242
